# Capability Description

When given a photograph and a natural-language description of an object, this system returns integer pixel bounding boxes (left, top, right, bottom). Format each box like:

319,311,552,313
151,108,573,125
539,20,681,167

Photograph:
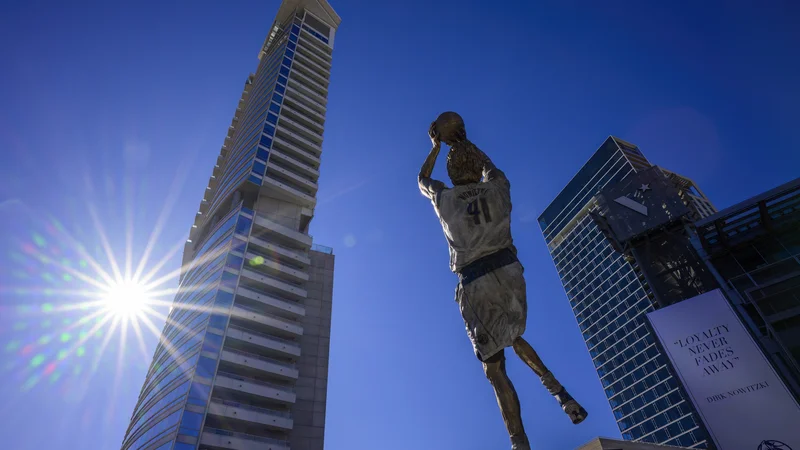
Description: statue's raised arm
418,121,445,202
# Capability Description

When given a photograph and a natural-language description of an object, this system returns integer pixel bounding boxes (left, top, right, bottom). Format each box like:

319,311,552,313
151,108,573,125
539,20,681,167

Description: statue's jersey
419,168,514,273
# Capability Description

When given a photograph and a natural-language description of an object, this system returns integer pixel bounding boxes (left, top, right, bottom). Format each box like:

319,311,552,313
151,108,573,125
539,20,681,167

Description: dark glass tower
539,137,714,447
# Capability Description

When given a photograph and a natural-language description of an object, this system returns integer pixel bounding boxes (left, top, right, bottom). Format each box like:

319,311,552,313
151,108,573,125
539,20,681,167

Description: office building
120,1,340,449
538,137,714,447
693,177,800,398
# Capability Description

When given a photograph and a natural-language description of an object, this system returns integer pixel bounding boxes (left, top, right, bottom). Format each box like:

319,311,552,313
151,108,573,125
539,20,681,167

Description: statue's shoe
511,435,531,450
554,388,589,425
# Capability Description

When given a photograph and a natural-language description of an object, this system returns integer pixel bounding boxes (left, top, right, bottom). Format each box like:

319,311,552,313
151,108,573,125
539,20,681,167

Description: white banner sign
647,289,800,450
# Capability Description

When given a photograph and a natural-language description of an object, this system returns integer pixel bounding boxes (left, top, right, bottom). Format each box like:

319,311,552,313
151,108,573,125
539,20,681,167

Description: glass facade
122,207,254,450
694,178,800,398
539,137,710,447
122,2,339,449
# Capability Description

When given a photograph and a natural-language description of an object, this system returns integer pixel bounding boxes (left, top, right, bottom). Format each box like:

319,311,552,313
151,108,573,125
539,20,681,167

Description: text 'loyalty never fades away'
673,325,738,377
673,324,771,404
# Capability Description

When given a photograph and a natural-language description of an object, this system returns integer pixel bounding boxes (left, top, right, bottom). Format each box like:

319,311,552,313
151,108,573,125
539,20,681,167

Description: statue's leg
482,350,530,450
512,337,589,425
511,336,549,376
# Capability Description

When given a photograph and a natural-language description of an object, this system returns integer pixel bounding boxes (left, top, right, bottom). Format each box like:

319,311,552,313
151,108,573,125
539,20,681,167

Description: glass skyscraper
538,137,715,447
121,1,340,449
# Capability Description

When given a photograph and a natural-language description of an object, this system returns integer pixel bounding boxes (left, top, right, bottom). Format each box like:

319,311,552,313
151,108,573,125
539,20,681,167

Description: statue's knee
483,361,501,380
482,354,505,380
512,336,527,350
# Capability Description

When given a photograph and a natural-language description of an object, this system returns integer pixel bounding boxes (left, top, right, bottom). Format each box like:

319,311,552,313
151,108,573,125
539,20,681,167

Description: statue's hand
428,121,441,147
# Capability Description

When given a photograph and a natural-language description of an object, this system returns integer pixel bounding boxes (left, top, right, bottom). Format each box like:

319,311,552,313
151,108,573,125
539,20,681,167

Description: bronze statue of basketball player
418,112,588,449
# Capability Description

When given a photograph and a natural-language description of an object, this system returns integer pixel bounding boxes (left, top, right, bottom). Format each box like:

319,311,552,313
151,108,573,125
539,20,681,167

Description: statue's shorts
455,248,527,362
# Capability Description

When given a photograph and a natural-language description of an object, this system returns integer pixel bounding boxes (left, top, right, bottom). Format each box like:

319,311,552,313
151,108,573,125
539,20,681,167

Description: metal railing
267,157,319,185
281,98,325,129
286,80,326,110
311,244,333,254
228,325,300,348
204,427,289,446
293,50,331,77
269,147,320,176
223,347,297,369
211,398,292,418
248,235,311,262
216,371,295,393
239,267,306,290
263,173,316,202
251,212,312,245
246,247,308,275
233,304,302,329
273,133,321,162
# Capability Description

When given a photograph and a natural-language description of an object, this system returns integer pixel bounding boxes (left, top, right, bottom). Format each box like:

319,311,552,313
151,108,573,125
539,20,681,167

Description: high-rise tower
121,1,340,450
539,137,715,448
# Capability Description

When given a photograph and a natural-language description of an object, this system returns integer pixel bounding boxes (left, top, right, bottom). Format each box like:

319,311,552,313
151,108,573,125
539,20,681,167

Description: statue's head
434,111,467,146
447,142,483,186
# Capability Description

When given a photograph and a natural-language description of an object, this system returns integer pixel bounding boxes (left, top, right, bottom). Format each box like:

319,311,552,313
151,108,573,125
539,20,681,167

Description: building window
178,411,204,437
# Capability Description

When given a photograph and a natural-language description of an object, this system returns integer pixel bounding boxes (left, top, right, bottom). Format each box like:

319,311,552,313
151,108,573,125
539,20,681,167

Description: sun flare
101,280,150,319
1,164,198,397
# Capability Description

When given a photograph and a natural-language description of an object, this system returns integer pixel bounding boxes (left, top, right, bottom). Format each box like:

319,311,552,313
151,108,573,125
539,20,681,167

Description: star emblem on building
638,184,651,193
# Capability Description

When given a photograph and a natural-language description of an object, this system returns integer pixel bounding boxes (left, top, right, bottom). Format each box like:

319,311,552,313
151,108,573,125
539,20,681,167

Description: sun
101,279,151,319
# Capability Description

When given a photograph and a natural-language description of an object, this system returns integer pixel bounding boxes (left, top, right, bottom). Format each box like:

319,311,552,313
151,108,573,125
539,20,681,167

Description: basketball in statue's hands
434,111,466,145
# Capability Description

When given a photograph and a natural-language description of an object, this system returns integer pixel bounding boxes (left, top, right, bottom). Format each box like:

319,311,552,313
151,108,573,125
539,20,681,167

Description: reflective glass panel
154,442,173,450
188,381,210,406
196,356,217,379
214,290,234,309
226,254,244,271
179,411,204,436
260,134,273,148
232,237,247,253
201,333,223,354
234,215,252,235
208,314,227,330
220,271,238,289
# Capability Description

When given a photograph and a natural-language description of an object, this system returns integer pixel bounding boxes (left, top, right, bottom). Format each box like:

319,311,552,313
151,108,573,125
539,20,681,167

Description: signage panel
647,289,800,450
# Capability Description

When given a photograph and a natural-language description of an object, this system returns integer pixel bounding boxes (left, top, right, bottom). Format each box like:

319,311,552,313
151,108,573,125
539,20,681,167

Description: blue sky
1,1,799,449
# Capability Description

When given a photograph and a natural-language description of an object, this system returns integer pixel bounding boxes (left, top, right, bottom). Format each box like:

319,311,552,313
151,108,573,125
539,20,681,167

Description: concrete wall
256,194,304,230
289,249,334,450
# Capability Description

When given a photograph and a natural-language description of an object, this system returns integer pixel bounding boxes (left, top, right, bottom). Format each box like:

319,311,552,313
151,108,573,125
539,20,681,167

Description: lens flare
0,163,203,421
0,203,186,401
100,280,151,319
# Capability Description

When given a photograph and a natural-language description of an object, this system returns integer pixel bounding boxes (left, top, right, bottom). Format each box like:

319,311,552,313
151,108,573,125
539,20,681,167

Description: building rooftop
694,177,800,254
695,176,800,227
275,0,340,29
